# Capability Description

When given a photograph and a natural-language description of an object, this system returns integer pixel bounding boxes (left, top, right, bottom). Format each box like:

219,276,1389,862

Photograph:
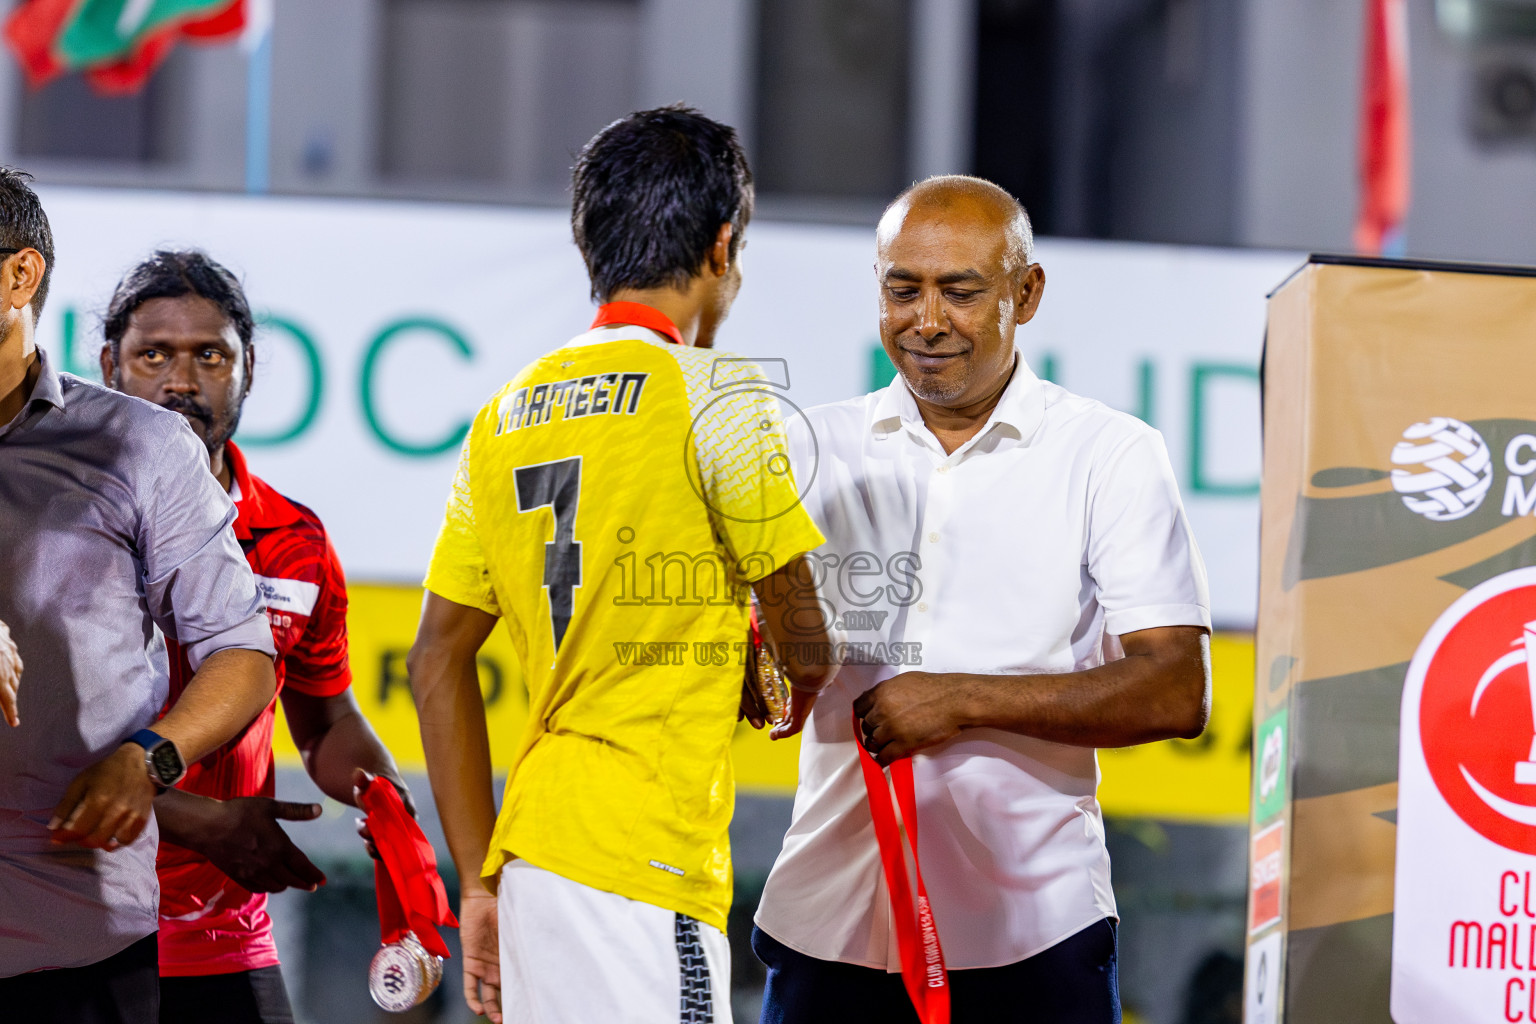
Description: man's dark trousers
754,918,1121,1024
0,932,159,1024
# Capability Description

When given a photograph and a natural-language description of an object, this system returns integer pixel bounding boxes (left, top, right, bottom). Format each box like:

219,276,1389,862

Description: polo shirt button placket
913,459,954,648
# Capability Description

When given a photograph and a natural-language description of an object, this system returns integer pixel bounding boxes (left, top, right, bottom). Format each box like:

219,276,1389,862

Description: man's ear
242,344,255,396
5,249,44,320
99,342,117,386
707,223,734,278
1015,263,1046,327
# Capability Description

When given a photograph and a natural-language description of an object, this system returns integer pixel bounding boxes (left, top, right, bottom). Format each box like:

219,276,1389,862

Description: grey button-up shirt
0,349,275,976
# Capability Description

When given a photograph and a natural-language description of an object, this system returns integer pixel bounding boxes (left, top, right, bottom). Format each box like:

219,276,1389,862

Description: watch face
149,742,184,785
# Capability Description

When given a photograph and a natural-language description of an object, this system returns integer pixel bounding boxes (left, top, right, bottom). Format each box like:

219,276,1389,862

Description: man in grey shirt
0,168,279,1023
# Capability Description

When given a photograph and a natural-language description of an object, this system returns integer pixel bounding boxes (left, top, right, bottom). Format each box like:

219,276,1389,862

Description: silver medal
368,931,444,1012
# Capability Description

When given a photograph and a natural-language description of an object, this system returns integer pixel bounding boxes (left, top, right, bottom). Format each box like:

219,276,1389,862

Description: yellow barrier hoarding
275,584,1252,821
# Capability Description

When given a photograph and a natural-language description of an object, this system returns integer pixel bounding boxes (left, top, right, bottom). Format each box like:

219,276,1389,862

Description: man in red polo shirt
101,249,411,1024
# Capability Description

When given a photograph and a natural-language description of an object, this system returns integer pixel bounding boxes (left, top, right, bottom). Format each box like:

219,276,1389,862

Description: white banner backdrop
33,186,1299,627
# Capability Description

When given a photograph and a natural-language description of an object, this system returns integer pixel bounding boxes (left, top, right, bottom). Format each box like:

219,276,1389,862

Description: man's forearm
951,628,1211,747
756,554,838,693
407,597,499,895
412,649,497,892
152,787,223,848
305,714,405,806
855,626,1211,764
285,690,407,807
157,647,276,763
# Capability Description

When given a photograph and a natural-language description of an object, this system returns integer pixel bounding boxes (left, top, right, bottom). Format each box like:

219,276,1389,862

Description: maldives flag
5,0,246,95
1354,0,1411,256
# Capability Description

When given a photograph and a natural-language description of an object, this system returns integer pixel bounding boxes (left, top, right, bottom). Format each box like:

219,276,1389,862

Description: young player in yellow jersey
408,106,835,1024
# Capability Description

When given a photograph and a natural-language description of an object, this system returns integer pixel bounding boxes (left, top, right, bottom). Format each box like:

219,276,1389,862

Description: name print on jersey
495,371,650,434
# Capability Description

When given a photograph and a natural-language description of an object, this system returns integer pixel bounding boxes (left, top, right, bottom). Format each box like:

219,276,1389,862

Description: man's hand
738,674,768,730
458,890,502,1023
351,767,416,860
49,743,157,850
853,672,967,766
0,618,20,727
184,796,327,893
771,685,818,741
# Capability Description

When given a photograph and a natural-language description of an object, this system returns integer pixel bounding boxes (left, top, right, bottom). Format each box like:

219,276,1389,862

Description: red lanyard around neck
854,709,950,1024
589,302,685,346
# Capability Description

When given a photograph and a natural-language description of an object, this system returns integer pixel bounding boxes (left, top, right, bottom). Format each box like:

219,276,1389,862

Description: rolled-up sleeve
138,416,275,670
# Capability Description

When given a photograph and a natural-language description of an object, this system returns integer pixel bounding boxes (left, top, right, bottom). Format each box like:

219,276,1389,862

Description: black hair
103,250,254,360
0,167,55,318
571,104,754,302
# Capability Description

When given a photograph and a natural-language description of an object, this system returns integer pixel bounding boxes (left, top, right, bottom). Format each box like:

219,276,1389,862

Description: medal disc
369,932,443,1012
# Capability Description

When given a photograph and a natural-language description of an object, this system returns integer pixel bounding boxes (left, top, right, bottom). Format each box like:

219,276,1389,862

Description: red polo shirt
157,442,353,977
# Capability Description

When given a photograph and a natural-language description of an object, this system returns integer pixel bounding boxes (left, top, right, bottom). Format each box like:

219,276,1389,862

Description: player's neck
0,324,38,426
605,283,715,348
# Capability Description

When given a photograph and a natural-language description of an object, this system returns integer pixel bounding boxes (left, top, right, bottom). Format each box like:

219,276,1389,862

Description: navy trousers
754,918,1121,1024
160,965,296,1024
0,932,160,1024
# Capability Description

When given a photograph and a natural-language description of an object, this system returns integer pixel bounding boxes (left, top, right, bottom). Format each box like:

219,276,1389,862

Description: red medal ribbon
359,775,459,959
854,709,950,1024
589,301,685,346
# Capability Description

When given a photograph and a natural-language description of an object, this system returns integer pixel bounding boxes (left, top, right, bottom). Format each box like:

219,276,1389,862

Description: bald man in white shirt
752,176,1212,1023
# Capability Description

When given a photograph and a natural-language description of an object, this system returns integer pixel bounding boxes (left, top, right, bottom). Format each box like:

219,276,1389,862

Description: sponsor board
1253,708,1288,825
1250,821,1285,936
1393,567,1536,1022
1246,929,1284,1024
1259,258,1536,1020
271,583,1256,818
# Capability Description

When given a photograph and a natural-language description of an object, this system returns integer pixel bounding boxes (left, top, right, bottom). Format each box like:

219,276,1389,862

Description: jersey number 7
514,457,583,651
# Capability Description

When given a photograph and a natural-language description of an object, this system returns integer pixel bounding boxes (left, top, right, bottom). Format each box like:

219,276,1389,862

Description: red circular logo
1420,574,1536,853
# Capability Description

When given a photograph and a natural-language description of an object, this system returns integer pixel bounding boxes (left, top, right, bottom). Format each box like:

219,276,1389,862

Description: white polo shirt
754,354,1210,971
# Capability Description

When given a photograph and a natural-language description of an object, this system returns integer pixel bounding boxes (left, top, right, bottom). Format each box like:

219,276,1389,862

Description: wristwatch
128,728,187,789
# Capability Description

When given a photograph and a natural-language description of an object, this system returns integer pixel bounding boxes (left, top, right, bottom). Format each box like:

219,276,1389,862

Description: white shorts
497,859,732,1023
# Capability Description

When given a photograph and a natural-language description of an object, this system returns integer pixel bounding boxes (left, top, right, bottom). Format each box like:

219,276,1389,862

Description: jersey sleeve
1086,425,1212,636
424,432,503,616
687,358,825,583
283,528,353,698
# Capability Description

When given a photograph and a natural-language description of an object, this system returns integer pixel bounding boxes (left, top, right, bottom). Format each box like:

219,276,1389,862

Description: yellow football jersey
424,320,824,932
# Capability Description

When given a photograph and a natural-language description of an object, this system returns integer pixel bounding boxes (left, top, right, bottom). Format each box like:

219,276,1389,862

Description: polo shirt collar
871,350,1047,448
225,440,301,536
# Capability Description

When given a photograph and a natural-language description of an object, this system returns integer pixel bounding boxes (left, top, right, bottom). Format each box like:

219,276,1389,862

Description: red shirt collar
589,302,685,346
225,441,302,537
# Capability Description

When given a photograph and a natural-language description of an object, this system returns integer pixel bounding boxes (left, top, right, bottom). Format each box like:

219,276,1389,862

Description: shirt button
937,465,950,474
917,602,928,613
928,532,940,543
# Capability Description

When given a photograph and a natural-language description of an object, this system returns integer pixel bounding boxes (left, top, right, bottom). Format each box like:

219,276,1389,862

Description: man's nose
917,290,948,341
161,356,199,393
